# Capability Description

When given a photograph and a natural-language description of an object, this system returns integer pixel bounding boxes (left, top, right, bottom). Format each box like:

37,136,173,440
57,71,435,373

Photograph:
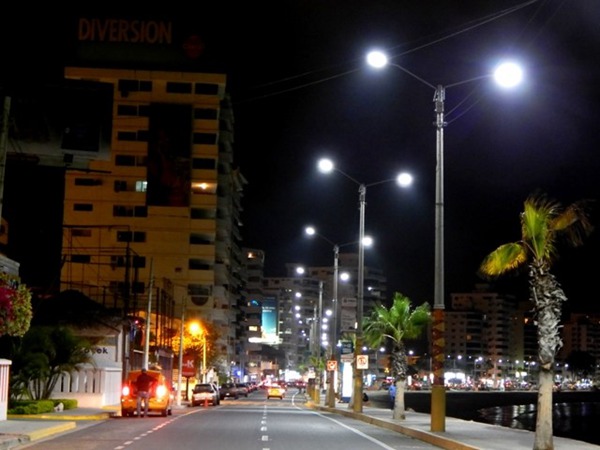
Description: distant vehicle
219,383,239,400
267,384,285,400
121,369,173,417
191,383,220,406
236,383,249,397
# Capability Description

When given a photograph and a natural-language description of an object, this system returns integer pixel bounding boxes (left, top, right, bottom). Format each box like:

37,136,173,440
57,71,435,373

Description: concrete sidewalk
307,395,600,450
1,399,598,450
0,405,119,450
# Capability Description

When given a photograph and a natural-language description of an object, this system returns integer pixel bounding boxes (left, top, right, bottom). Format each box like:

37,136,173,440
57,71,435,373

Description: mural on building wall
147,103,192,207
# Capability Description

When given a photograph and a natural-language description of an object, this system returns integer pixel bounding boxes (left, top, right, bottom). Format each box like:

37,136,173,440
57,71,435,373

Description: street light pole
431,84,447,431
202,331,207,383
353,183,366,413
366,50,523,431
327,244,339,407
176,297,185,407
305,227,360,408
317,159,413,413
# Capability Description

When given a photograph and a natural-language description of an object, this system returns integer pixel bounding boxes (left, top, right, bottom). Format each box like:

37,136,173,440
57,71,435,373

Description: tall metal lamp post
366,49,523,431
318,158,413,413
304,226,371,407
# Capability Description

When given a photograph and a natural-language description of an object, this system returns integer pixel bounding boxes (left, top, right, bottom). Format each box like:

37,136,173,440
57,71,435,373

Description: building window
191,208,216,219
113,205,148,217
194,83,219,95
116,231,146,242
71,229,92,237
117,131,138,141
74,178,102,186
115,155,135,166
190,233,212,245
192,158,216,169
117,105,138,116
115,154,147,167
135,181,147,192
71,254,91,263
194,108,218,120
118,79,152,94
166,82,192,94
133,256,146,268
114,180,127,192
193,133,217,145
189,259,211,270
74,203,93,211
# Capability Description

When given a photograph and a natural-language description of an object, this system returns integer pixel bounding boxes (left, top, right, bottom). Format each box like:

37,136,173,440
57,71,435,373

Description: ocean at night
477,401,600,446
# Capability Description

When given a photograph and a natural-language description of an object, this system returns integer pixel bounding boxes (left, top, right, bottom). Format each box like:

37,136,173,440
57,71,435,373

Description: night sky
2,1,599,313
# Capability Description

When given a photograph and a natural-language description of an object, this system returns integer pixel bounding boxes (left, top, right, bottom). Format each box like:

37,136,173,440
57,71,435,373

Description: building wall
59,67,244,377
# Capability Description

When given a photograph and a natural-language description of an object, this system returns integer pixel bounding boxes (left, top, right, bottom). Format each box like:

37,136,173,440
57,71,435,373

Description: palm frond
478,242,527,278
551,199,594,247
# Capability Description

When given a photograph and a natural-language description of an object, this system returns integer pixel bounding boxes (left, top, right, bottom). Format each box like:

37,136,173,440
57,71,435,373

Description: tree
363,292,430,420
9,326,94,400
478,192,593,450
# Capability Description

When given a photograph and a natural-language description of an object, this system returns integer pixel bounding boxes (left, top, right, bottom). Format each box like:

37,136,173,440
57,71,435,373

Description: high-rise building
60,67,246,376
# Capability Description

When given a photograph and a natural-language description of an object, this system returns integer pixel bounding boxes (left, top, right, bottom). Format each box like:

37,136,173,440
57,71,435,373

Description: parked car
267,384,285,400
121,369,173,417
219,383,239,400
191,383,220,406
236,383,249,397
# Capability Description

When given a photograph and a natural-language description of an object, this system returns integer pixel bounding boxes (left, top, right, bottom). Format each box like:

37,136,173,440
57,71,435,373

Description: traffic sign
182,355,196,377
327,360,337,371
340,354,353,363
340,340,354,354
356,354,369,369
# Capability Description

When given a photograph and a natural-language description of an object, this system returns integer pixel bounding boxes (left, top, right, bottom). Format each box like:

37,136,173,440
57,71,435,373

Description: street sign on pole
356,354,369,370
327,360,337,371
182,355,196,377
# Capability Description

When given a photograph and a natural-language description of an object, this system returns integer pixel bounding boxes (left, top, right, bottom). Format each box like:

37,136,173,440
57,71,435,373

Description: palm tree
363,292,430,420
478,192,593,450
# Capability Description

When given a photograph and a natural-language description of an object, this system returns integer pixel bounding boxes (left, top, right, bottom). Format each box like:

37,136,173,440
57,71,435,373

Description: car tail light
156,384,167,398
122,385,131,396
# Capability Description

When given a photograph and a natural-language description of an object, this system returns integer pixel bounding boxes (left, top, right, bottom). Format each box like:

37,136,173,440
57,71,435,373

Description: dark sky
227,0,600,314
2,1,600,312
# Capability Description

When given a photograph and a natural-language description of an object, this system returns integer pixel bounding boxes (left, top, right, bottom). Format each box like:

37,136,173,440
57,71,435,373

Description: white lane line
307,410,397,450
261,435,269,441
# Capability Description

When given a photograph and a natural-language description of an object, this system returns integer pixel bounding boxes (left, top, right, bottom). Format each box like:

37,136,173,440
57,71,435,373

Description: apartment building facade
60,67,246,377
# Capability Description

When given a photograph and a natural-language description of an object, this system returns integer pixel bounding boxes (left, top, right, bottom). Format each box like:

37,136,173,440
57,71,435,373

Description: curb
25,422,78,442
7,411,114,421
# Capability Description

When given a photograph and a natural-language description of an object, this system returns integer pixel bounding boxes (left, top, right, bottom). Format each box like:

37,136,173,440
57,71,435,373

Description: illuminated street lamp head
396,172,413,187
366,50,388,69
305,226,316,236
362,236,373,247
493,61,524,88
317,158,334,173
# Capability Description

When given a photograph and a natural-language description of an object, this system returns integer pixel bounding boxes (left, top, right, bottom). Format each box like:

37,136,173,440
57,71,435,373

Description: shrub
8,400,54,415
